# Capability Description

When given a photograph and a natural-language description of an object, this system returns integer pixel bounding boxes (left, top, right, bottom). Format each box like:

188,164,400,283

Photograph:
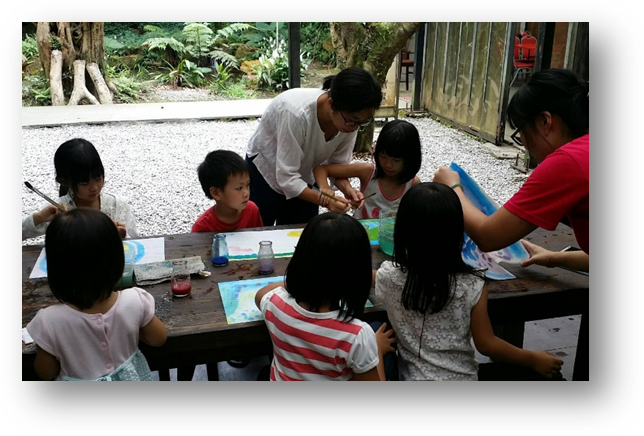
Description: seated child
192,150,263,232
190,149,263,374
313,119,422,219
26,209,167,381
255,212,396,381
374,183,564,381
22,138,138,240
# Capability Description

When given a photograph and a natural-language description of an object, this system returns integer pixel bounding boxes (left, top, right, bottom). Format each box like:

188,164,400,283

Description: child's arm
471,284,563,378
33,205,62,226
139,316,167,347
411,175,422,186
354,323,395,381
255,281,284,308
313,163,373,207
34,346,60,381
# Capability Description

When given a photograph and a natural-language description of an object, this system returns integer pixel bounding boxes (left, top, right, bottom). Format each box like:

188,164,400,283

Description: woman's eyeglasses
510,129,523,147
338,110,374,130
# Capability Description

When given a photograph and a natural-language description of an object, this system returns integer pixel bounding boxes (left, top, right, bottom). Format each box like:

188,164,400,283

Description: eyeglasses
510,129,523,147
338,110,374,130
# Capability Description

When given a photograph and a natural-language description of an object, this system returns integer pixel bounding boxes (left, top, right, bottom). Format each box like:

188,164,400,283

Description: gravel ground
22,115,527,246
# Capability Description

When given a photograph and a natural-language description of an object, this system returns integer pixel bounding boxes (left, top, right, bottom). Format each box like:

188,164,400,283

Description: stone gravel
21,116,527,246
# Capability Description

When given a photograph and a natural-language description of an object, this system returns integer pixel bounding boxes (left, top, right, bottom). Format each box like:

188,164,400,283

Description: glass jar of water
378,206,397,256
212,233,229,267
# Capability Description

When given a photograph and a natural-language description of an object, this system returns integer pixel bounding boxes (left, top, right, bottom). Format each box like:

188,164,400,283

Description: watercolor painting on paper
219,276,374,325
29,237,166,279
224,228,303,260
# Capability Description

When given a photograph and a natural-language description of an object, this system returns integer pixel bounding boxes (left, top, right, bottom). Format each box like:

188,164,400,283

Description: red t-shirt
504,134,589,253
191,201,264,233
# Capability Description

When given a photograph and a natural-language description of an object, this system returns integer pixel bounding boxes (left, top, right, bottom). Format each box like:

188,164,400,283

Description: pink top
26,287,156,380
355,163,414,219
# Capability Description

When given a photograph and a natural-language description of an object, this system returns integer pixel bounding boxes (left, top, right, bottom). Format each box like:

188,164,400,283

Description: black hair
322,66,382,112
45,208,124,310
373,119,422,184
507,68,589,139
393,182,479,315
197,150,249,199
54,138,105,197
285,212,372,321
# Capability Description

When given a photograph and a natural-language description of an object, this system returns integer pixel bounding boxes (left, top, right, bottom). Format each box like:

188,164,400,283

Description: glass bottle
170,259,192,298
212,233,229,267
257,240,274,275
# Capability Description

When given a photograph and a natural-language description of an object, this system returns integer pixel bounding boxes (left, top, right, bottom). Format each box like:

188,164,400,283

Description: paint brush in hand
350,192,376,210
24,181,67,212
311,187,351,205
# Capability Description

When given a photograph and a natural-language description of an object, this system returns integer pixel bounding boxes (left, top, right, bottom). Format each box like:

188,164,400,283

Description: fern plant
183,22,214,62
154,59,211,88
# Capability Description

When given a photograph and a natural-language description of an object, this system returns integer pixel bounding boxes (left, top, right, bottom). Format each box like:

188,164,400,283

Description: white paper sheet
29,237,166,279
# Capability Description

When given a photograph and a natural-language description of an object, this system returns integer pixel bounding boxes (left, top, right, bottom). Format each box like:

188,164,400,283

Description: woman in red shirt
433,68,589,272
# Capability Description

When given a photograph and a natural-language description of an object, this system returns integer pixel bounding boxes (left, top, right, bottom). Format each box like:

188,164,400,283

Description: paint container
117,244,136,288
171,259,192,298
378,206,397,256
212,233,229,267
258,241,274,275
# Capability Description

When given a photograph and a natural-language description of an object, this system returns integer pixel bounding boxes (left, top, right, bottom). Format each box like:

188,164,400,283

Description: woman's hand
432,166,461,187
327,197,351,213
342,187,365,209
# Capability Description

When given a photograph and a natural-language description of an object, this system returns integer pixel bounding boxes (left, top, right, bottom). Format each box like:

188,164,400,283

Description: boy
189,150,264,375
192,150,263,233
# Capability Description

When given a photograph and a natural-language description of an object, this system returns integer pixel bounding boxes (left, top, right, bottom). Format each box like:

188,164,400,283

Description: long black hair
54,138,105,197
393,182,479,314
285,212,372,321
373,119,422,184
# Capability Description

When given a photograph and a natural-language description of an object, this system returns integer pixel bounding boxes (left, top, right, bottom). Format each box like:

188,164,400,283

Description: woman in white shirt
245,66,382,225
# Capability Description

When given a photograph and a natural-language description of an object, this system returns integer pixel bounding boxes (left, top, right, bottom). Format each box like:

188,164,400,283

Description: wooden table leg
206,362,219,381
157,369,171,381
177,365,196,381
572,312,589,381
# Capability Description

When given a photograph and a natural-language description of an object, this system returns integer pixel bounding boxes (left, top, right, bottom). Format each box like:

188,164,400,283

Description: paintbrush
311,186,351,205
24,181,67,212
350,192,376,210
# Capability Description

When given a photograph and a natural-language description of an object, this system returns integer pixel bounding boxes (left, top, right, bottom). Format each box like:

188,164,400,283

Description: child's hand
114,220,127,239
345,188,365,210
33,205,61,226
530,350,563,378
375,322,396,356
520,240,557,268
432,166,460,187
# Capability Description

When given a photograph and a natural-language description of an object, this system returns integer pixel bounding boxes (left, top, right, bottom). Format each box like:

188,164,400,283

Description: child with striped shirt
255,212,395,381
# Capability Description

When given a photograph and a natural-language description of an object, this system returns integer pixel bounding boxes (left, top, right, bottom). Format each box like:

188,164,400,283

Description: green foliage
207,49,239,69
209,62,232,92
22,34,39,60
143,37,186,55
253,38,310,92
22,74,51,106
301,22,335,65
50,36,61,51
154,59,211,88
183,22,214,60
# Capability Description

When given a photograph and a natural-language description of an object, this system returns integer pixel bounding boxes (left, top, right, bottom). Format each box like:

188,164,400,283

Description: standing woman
433,68,589,272
245,66,382,226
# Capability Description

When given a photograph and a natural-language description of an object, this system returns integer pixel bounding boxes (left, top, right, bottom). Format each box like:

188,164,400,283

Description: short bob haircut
45,208,124,309
54,138,105,198
285,212,372,320
322,66,382,113
393,183,477,315
197,150,250,199
507,68,589,139
373,119,422,184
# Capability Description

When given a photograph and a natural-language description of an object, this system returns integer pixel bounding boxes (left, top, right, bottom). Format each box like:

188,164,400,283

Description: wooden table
22,224,588,381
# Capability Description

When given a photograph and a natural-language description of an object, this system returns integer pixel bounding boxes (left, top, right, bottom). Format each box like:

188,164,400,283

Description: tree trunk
68,60,99,105
329,22,422,153
50,50,65,106
87,62,113,104
36,22,52,80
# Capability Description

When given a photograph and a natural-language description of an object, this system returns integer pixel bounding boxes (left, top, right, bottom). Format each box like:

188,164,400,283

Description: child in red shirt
192,150,263,233
187,150,264,376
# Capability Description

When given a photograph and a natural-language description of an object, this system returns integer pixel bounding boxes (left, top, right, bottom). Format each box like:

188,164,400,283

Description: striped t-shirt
259,287,379,381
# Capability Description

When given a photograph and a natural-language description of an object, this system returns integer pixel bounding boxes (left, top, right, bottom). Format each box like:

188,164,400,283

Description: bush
253,38,310,91
22,34,39,60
